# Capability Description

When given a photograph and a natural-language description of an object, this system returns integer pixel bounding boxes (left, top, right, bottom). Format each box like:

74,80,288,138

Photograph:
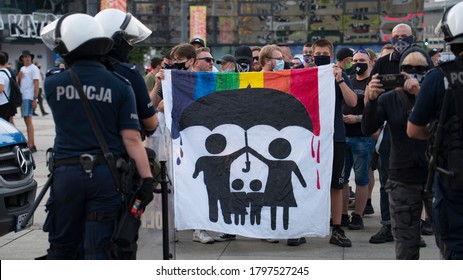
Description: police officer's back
95,8,158,137
407,2,463,260
40,13,154,260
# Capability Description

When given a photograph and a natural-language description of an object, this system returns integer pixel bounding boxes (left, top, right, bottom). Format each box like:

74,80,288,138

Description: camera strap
395,88,414,117
68,66,122,191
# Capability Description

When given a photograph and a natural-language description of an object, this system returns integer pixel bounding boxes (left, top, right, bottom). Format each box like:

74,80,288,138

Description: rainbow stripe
170,68,321,136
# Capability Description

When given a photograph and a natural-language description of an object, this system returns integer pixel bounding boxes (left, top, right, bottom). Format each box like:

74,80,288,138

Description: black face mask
391,35,414,54
353,63,368,75
163,64,173,70
314,55,331,66
173,62,188,70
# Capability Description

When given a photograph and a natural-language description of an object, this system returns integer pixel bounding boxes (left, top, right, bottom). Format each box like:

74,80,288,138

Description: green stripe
215,72,240,91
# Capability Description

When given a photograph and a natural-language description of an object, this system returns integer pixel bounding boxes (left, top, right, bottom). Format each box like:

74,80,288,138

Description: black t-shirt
343,77,369,137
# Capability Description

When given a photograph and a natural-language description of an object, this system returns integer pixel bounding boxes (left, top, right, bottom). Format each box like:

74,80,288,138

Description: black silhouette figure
193,133,249,224
246,179,265,225
248,138,307,230
230,179,248,225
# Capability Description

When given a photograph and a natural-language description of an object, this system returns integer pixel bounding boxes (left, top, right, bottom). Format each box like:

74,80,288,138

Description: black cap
428,48,443,57
234,45,252,63
217,54,235,64
336,47,354,61
19,50,34,61
190,38,205,47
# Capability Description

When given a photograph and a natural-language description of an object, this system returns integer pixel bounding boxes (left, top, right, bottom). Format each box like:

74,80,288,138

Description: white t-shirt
19,64,40,100
0,68,11,106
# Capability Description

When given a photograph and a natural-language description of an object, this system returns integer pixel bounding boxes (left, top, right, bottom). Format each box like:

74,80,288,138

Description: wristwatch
336,78,345,84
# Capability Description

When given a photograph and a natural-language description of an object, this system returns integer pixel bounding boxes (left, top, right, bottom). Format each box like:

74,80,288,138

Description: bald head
392,23,412,39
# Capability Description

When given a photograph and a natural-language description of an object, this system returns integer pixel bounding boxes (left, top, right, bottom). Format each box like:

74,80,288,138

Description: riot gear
40,14,113,59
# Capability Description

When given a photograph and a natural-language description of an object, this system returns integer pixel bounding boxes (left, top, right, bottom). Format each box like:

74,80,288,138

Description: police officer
40,13,154,259
94,8,158,138
407,2,463,260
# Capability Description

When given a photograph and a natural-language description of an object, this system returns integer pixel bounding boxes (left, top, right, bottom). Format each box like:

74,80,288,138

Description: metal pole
160,160,171,260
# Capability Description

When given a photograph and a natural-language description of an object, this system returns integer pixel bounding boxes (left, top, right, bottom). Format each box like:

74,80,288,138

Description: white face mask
274,59,285,71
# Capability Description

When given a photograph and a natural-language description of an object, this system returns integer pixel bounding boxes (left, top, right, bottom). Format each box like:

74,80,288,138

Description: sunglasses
197,57,215,63
253,56,259,61
401,65,428,74
353,49,371,59
268,57,283,60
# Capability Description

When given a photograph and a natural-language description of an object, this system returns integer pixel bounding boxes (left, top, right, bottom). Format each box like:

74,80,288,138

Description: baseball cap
428,48,443,57
190,38,205,47
336,47,354,61
217,54,235,64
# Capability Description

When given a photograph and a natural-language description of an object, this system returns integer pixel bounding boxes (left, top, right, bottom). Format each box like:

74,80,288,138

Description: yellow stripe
239,72,263,88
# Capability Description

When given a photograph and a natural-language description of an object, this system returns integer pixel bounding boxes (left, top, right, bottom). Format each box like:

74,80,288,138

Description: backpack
0,69,23,108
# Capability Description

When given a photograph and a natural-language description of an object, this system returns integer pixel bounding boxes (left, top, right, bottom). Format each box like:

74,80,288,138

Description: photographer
362,47,433,259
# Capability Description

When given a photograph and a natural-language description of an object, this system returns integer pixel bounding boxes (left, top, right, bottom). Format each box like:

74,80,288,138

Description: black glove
138,177,155,209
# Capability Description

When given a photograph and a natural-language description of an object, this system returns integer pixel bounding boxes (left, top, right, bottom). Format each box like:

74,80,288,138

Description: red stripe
290,68,320,136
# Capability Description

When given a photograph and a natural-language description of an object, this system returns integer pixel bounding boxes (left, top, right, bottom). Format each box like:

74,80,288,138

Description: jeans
343,136,374,185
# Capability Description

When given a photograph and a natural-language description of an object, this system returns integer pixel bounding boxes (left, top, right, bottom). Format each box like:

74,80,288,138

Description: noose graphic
242,130,251,173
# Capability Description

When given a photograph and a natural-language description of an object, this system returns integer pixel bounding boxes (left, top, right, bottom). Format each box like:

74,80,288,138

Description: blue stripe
195,72,216,100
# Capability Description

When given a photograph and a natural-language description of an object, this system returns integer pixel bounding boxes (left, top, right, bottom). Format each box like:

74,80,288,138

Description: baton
20,174,53,229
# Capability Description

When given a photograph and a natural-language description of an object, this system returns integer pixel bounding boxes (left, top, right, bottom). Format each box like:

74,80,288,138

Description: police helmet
438,2,463,45
40,13,113,59
94,8,152,46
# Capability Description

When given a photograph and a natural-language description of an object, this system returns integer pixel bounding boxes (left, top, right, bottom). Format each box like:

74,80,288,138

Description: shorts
331,142,346,189
343,136,374,186
20,99,33,117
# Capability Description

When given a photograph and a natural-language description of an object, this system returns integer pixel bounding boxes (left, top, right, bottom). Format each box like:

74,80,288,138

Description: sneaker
421,219,433,235
341,214,350,227
42,112,49,116
420,237,426,247
369,225,393,244
214,233,236,242
192,230,214,244
363,200,375,215
348,213,364,230
330,228,352,247
287,237,306,246
29,146,37,153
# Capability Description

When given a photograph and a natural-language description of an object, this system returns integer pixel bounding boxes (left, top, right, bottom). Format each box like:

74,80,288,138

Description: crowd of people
0,2,461,260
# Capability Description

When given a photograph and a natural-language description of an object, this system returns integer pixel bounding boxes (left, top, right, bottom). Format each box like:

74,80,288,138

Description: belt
54,155,107,168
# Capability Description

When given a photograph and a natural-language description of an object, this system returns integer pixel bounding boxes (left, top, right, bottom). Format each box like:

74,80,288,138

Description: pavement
0,107,441,260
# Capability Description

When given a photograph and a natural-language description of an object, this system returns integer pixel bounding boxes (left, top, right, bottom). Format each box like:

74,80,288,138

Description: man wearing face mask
364,23,414,245
151,43,197,109
341,49,375,231
234,45,253,73
362,47,434,259
217,54,236,72
336,47,355,78
308,38,357,248
260,44,285,72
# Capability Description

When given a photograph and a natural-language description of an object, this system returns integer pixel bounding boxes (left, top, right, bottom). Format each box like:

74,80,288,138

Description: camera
377,74,405,90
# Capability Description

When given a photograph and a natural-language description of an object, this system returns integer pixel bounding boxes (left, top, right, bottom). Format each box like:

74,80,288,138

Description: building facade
0,0,452,71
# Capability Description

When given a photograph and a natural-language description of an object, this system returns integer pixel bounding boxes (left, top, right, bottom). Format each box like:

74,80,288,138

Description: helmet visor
40,19,59,50
121,14,152,45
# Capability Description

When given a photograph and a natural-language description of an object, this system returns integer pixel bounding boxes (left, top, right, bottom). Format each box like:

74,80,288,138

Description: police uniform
112,62,156,131
409,57,463,259
44,60,140,259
